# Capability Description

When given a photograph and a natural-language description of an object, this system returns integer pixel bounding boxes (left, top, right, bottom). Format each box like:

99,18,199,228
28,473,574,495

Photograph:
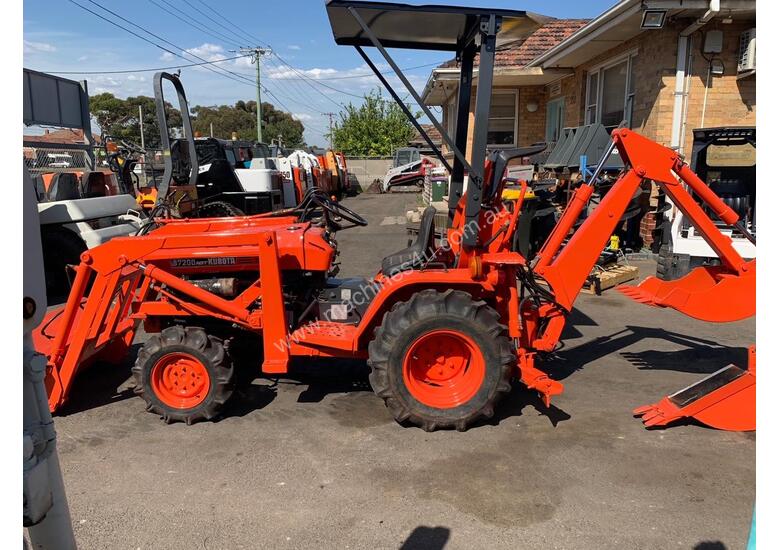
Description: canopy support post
462,14,500,248
448,43,476,226
347,6,473,178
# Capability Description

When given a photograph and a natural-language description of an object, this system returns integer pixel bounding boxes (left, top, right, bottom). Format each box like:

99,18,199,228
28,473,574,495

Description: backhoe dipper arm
532,128,754,317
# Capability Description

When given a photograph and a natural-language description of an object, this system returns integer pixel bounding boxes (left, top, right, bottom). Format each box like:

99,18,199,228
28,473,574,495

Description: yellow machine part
502,188,536,201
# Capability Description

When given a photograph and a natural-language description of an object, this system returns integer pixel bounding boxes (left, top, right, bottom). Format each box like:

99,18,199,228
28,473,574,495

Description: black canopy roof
325,0,549,52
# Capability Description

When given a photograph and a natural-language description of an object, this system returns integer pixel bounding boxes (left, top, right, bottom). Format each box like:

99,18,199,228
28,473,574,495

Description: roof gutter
528,0,638,68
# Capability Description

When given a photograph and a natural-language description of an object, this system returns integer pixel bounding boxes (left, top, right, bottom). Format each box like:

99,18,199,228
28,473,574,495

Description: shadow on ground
400,526,450,550
542,325,748,382
55,344,141,416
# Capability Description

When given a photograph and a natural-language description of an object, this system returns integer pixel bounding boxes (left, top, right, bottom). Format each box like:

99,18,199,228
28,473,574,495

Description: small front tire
132,326,235,424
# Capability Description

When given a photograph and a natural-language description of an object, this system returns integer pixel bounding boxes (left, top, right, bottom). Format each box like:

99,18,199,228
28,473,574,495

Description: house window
487,91,518,146
446,91,518,148
584,54,636,129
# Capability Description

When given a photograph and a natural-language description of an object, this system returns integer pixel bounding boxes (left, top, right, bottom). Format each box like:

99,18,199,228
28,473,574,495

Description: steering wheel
298,189,368,230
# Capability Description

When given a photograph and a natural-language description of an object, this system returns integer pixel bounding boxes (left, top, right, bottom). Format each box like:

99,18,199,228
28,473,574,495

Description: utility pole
138,105,145,150
210,122,214,138
325,112,336,150
233,47,272,143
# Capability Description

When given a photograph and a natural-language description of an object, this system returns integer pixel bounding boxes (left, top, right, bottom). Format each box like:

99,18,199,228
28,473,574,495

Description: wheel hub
403,331,485,409
151,352,210,410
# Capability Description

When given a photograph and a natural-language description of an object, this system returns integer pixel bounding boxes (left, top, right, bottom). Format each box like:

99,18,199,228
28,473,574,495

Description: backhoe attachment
529,129,755,431
605,130,755,431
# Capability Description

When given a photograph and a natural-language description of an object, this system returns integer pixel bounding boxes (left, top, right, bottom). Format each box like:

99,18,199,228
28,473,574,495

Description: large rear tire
368,290,514,431
132,326,235,424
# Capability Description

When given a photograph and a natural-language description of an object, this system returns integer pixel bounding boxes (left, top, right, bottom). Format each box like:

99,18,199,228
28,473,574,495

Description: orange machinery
34,129,755,431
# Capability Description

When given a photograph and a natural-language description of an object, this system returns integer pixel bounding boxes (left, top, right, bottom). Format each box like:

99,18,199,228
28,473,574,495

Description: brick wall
437,17,756,248
553,18,756,247
440,84,547,161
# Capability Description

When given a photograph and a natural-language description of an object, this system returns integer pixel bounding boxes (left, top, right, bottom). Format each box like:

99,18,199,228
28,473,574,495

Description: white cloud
23,40,56,55
265,62,427,95
292,113,313,121
90,75,123,94
267,66,339,80
288,45,301,51
160,52,175,61
126,75,146,82
77,55,88,62
184,43,226,62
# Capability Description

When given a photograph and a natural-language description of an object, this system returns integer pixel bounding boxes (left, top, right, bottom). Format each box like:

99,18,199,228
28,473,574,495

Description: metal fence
23,143,166,189
23,145,96,174
345,156,393,190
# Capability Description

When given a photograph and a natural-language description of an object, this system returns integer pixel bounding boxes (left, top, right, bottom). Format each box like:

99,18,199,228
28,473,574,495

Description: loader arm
532,128,754,320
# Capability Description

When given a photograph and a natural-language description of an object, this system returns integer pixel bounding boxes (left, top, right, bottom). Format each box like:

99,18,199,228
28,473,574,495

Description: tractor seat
381,206,437,276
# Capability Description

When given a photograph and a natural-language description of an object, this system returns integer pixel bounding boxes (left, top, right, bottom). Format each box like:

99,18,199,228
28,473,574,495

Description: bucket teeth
616,285,657,306
633,401,681,427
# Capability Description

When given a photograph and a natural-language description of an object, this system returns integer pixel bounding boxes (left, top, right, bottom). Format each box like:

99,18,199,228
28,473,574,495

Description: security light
641,9,666,29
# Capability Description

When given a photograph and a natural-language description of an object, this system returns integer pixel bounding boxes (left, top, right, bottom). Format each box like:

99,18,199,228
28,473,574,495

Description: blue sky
24,0,615,146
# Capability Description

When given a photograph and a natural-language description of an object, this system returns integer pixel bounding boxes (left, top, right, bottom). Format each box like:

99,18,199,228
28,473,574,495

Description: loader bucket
616,260,755,323
634,347,755,431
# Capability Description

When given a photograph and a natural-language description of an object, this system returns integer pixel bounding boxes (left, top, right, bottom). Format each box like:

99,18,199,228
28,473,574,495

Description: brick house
422,0,756,245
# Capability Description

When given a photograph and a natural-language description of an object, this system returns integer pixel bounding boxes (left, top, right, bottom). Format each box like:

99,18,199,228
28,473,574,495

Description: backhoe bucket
616,260,755,323
634,347,755,431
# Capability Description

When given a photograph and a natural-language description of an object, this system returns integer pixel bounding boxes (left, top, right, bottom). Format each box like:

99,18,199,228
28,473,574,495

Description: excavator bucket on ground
616,260,755,323
634,347,755,431
604,129,756,431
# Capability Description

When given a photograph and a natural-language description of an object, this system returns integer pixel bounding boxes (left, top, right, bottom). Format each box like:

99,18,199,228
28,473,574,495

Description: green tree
191,101,305,147
90,94,306,148
331,89,417,156
90,93,182,148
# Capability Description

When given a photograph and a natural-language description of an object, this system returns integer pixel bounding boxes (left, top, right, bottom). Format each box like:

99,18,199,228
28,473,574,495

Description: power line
179,0,261,47
269,61,440,81
194,0,269,47
145,0,244,48
70,0,381,138
66,0,324,136
41,55,251,75
271,52,361,101
72,0,257,88
189,0,425,109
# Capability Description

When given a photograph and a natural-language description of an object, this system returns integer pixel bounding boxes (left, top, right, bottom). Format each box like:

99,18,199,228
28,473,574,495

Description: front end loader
34,1,755,432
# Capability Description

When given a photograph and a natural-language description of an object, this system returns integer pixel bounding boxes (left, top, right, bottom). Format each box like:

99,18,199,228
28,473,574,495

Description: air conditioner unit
738,28,756,73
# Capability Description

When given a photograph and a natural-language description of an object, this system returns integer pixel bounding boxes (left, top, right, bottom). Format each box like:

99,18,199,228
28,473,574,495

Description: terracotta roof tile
439,19,590,70
23,128,101,144
410,124,442,145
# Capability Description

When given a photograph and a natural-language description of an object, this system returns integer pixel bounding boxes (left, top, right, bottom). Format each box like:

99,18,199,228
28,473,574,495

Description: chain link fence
23,145,98,174
23,143,167,188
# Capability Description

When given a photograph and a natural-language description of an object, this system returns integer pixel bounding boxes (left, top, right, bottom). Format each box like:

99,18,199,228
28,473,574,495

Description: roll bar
153,72,198,203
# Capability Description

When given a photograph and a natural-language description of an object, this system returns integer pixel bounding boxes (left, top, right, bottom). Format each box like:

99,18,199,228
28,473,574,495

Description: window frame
546,96,566,142
486,89,519,148
584,50,638,129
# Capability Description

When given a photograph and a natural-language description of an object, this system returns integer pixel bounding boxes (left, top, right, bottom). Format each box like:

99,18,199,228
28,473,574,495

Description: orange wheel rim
402,330,485,409
150,352,210,409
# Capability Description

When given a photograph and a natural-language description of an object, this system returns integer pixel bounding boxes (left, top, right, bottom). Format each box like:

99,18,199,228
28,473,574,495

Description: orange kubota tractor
33,2,755,432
